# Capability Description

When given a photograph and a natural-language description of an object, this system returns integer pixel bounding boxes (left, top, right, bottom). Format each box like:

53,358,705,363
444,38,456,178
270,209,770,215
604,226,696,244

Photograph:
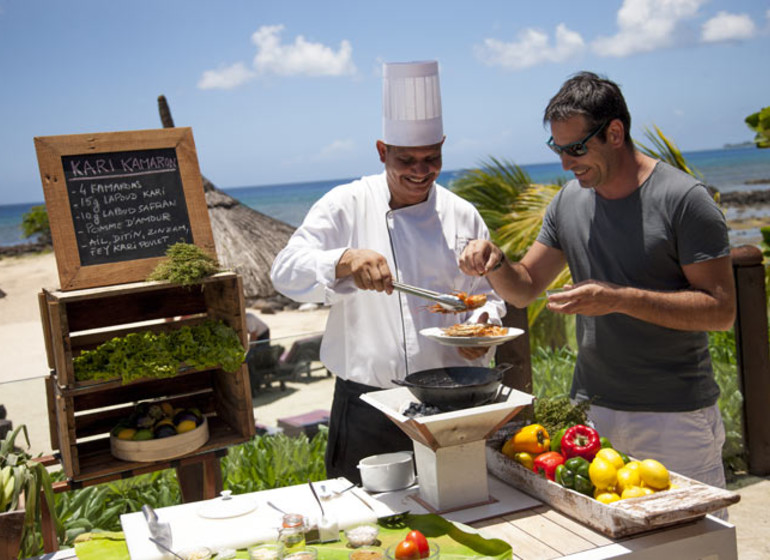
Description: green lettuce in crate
74,320,246,383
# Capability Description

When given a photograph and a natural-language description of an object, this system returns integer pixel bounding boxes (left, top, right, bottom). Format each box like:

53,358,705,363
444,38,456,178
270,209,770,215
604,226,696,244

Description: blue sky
1,0,768,205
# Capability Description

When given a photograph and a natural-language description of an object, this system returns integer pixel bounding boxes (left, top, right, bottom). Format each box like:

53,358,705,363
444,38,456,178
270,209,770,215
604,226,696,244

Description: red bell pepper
533,451,565,481
560,424,601,462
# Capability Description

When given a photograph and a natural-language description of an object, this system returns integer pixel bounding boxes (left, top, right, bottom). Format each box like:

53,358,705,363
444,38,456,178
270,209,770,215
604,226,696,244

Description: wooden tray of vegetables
486,408,740,538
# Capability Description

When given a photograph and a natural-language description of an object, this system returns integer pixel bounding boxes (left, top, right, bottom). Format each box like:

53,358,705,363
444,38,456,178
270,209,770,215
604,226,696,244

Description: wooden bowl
110,417,209,462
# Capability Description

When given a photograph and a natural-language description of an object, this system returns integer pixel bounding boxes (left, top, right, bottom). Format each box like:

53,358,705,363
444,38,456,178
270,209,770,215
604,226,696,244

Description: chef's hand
459,240,505,277
336,248,394,293
457,312,491,360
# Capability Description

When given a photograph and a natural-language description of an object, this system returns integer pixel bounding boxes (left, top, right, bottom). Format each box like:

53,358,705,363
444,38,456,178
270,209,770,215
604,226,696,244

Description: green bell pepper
550,426,569,453
555,456,594,497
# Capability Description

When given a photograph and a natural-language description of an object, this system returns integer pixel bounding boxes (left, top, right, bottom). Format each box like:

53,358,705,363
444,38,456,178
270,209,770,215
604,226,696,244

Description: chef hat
382,60,443,147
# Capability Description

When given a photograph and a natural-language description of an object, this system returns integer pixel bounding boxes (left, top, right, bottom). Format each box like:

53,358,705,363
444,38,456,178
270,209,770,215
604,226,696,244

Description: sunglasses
546,120,609,157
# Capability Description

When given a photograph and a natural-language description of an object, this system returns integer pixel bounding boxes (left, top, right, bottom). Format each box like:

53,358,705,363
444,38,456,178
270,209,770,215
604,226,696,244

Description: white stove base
369,473,541,524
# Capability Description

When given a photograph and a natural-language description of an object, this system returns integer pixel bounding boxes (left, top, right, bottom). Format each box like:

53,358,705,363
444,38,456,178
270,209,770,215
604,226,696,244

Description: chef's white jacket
270,172,506,388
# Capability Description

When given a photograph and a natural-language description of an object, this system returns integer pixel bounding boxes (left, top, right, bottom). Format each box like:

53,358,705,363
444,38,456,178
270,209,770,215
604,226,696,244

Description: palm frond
635,125,701,180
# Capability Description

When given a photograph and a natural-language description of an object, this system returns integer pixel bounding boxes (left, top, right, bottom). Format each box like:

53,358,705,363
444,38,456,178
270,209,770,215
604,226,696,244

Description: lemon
594,448,625,470
595,491,621,505
589,456,618,491
620,486,649,500
116,427,136,440
615,466,642,492
624,460,642,472
176,419,198,434
639,459,670,490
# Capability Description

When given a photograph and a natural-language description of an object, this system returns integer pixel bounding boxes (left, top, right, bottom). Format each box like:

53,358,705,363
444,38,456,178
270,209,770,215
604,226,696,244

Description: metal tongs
392,281,465,311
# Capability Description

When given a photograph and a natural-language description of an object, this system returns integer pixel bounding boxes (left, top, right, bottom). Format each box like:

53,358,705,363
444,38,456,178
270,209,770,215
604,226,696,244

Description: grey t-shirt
537,161,730,412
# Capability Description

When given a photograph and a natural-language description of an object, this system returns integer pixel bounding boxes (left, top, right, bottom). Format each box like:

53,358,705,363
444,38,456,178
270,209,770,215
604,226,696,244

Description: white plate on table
419,327,524,347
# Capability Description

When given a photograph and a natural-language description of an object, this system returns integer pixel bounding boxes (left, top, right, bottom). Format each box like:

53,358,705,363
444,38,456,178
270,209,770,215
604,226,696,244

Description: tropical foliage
20,205,51,245
0,425,64,557
745,106,770,148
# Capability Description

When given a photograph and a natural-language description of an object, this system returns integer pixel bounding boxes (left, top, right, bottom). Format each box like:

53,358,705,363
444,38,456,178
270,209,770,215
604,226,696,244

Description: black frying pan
392,364,511,411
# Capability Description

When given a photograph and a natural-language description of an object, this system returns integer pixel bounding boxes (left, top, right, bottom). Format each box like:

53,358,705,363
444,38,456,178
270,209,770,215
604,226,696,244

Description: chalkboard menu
62,148,194,266
35,128,215,290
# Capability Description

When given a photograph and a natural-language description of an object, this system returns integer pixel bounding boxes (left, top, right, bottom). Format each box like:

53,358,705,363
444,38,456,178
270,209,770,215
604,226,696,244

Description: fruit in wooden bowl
110,401,209,462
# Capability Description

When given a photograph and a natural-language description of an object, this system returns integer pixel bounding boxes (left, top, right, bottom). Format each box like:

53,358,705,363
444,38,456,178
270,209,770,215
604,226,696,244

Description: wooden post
496,303,532,394
731,245,770,475
0,509,25,560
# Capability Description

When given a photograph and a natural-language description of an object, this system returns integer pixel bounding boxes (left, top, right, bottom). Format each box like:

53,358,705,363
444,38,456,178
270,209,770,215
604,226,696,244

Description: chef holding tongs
271,60,505,484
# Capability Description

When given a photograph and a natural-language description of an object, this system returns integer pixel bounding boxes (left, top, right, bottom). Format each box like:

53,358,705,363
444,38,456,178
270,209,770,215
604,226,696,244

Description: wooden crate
39,272,247,388
486,425,740,538
39,272,255,480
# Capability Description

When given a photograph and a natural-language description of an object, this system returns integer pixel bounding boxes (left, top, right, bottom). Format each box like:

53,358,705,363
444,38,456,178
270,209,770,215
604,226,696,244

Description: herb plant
147,242,221,286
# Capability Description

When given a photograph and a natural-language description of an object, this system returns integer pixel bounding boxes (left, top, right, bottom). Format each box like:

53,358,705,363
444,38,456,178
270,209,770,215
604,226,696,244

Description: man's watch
491,252,505,272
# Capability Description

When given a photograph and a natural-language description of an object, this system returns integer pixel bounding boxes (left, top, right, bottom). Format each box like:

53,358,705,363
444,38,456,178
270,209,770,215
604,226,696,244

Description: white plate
197,495,258,519
419,326,525,347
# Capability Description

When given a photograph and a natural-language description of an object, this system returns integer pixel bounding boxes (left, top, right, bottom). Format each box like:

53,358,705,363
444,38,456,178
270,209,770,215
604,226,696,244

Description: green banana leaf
68,515,512,560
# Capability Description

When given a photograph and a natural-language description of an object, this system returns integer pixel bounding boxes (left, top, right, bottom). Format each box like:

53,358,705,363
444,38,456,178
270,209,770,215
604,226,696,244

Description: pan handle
494,362,514,376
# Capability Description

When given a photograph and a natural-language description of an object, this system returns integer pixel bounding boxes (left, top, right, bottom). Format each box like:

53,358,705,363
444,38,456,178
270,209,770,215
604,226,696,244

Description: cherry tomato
405,530,430,559
394,539,420,560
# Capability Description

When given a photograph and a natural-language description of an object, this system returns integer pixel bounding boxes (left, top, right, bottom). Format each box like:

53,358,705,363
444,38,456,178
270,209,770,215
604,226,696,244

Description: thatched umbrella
158,95,296,303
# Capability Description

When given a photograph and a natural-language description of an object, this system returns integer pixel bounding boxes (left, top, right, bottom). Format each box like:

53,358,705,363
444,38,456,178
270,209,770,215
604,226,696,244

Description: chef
270,60,505,483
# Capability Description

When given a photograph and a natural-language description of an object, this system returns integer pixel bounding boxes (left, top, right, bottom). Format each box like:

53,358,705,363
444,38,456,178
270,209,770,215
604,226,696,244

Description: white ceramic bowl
357,451,415,493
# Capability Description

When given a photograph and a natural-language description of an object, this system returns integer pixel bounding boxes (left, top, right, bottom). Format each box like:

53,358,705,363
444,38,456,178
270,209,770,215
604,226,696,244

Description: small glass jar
249,543,285,560
278,513,307,551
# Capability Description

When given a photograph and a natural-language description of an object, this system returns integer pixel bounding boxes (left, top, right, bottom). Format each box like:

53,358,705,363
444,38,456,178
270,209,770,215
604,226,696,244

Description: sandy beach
1,251,769,558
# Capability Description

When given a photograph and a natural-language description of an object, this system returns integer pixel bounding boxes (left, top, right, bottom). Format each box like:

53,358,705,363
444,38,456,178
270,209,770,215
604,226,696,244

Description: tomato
405,530,430,559
394,539,420,560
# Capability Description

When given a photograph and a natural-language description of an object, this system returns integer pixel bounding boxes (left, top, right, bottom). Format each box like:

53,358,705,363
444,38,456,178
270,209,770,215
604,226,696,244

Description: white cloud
251,25,356,77
701,12,756,43
197,62,255,90
592,0,705,57
198,25,356,90
311,139,355,161
475,23,585,70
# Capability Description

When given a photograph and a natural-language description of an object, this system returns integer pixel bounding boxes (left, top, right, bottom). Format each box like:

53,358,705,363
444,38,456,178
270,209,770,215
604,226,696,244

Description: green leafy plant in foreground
148,242,221,285
222,428,328,494
1,425,64,557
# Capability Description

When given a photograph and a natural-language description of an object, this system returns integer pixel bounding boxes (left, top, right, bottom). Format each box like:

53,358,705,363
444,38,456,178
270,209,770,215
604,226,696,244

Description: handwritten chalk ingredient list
62,148,194,266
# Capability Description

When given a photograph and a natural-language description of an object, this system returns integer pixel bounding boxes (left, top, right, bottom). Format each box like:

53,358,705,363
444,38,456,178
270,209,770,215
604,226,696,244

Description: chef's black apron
325,376,412,484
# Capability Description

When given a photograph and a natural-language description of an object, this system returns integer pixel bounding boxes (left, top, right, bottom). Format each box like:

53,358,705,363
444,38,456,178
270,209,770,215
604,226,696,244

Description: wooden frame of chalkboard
34,127,215,291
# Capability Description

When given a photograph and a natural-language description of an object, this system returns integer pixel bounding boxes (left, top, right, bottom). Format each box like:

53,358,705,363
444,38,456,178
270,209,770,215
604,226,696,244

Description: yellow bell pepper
502,424,551,456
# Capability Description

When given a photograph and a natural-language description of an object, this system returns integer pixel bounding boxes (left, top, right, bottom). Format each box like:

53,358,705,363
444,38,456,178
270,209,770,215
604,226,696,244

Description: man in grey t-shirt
460,72,736,492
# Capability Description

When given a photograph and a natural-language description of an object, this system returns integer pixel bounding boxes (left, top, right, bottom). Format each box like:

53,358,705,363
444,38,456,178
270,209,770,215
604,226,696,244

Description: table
25,477,737,560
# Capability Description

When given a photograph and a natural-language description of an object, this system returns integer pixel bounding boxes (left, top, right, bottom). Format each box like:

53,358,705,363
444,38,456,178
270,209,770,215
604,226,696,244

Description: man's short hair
543,71,632,144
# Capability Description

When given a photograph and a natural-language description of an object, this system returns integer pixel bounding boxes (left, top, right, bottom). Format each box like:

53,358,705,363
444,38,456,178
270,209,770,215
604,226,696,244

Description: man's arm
548,255,736,331
460,240,567,308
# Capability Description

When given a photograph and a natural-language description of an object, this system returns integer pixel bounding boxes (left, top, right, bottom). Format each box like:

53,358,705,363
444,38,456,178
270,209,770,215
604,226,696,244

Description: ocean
2,146,769,248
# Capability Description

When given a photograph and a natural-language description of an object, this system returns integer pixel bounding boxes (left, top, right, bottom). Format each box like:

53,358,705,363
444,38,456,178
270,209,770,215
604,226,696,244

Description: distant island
723,141,756,149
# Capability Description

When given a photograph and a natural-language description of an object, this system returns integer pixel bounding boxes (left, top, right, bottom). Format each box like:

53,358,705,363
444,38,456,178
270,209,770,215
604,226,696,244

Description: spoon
307,480,325,517
148,536,186,560
267,501,287,515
